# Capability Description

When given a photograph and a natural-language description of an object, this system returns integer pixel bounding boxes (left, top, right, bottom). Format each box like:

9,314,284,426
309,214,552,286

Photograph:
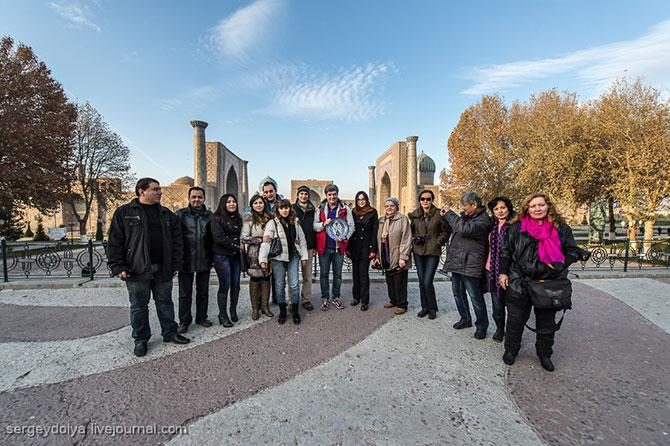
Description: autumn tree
64,103,133,235
444,95,516,203
0,36,77,213
507,89,590,221
589,79,670,247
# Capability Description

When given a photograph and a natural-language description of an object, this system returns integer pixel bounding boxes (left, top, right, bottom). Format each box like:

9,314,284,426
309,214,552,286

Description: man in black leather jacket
175,186,213,333
107,178,190,357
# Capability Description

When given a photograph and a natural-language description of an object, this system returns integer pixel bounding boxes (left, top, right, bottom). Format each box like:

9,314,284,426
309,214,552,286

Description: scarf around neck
520,215,565,264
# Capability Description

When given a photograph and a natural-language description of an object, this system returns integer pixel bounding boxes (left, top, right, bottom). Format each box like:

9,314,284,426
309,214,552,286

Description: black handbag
525,278,572,333
268,237,282,258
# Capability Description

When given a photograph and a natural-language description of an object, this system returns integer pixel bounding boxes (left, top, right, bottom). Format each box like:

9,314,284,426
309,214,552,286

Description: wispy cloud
462,19,670,95
208,0,283,63
159,85,220,114
49,2,101,32
264,63,395,122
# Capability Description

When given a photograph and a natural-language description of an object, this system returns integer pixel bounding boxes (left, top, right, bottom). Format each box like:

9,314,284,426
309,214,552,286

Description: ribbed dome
258,176,277,193
173,176,194,186
418,151,435,172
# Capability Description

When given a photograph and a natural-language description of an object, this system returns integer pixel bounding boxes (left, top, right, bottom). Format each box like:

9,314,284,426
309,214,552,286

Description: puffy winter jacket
259,217,308,263
442,207,492,278
210,214,242,256
107,198,183,281
175,205,212,272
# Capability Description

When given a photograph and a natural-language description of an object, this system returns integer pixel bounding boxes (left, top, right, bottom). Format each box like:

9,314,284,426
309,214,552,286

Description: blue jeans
126,278,178,342
490,287,506,327
451,272,489,331
271,255,300,305
319,248,344,300
213,254,241,317
414,254,440,311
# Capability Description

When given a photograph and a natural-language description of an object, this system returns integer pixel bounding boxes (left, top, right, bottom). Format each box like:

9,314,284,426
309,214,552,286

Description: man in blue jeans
440,191,492,339
107,177,190,357
313,184,355,311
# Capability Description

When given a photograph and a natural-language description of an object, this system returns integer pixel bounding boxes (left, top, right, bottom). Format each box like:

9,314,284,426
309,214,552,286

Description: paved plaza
0,276,668,445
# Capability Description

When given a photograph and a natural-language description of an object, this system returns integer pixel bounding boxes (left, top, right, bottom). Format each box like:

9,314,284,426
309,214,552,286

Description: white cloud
208,0,283,62
49,2,101,32
462,20,670,95
264,63,394,122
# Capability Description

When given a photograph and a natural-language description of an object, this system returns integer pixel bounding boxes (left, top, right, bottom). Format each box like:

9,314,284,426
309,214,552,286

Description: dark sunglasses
420,197,432,202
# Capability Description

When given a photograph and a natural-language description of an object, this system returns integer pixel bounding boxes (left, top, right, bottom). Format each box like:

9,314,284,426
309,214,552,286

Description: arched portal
226,166,239,198
380,171,391,203
309,189,321,204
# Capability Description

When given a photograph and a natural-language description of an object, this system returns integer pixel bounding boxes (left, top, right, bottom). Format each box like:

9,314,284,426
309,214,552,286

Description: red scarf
520,216,565,264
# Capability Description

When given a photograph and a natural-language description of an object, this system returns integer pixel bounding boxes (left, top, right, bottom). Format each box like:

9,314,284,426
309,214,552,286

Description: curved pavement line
168,308,544,446
0,284,394,446
579,278,670,334
0,303,128,342
0,287,131,307
507,282,670,446
0,287,280,392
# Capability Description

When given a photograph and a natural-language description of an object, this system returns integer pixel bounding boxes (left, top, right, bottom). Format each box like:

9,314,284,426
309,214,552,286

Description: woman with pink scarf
498,193,580,372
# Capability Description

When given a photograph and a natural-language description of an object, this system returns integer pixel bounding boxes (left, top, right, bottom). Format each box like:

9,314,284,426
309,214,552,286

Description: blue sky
3,0,670,199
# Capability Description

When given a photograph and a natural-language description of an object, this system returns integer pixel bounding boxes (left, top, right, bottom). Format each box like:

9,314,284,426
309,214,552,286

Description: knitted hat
297,185,310,195
384,196,400,209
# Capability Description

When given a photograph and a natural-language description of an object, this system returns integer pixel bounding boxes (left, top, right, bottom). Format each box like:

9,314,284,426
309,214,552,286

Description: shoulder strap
525,309,566,333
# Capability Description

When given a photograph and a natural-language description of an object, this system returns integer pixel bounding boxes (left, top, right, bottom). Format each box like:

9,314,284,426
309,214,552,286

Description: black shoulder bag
525,278,572,333
268,219,283,258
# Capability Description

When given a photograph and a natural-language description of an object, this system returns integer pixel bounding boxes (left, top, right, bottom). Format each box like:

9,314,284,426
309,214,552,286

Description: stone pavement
0,277,668,445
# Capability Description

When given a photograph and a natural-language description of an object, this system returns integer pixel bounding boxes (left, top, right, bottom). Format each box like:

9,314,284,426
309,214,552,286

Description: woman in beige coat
373,196,412,315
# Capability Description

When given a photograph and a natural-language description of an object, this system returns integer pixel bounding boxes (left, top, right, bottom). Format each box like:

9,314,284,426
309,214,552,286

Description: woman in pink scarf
498,193,580,372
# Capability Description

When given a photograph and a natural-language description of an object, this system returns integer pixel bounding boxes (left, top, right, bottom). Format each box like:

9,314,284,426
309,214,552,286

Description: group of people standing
108,177,581,372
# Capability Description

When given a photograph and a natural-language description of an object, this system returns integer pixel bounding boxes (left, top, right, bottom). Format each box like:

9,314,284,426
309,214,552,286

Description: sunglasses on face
420,197,432,202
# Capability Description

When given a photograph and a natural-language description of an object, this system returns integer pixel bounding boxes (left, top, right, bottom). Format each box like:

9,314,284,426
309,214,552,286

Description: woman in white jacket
260,199,308,324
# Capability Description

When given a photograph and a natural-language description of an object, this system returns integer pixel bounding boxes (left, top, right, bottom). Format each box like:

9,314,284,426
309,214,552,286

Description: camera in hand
413,235,426,246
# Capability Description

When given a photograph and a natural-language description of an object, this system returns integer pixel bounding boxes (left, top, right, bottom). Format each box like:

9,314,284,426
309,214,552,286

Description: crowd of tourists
107,177,584,372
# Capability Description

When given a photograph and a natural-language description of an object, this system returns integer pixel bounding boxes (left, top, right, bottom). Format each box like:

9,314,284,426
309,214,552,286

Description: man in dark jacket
441,191,492,339
107,178,190,357
293,185,316,311
175,186,213,333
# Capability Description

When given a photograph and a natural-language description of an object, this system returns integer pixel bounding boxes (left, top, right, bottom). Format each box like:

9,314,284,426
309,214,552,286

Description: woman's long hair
353,190,374,217
514,193,565,228
249,193,270,227
487,196,516,222
274,199,295,224
214,193,241,223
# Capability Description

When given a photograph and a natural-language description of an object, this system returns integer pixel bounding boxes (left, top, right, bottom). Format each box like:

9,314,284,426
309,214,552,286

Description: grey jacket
443,207,492,278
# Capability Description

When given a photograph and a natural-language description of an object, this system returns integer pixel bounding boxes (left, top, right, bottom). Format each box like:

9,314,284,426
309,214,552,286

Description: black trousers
178,270,211,325
385,269,408,309
414,254,439,312
351,258,371,305
505,295,557,358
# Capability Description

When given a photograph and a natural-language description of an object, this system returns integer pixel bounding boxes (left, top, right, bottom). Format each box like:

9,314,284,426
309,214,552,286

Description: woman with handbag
348,191,378,311
372,197,412,315
210,194,243,327
485,196,516,342
498,193,580,372
259,199,309,325
241,193,274,320
409,190,451,320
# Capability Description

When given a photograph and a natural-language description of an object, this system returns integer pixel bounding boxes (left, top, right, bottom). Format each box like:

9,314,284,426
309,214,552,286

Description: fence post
1,238,8,283
623,238,630,273
88,240,95,280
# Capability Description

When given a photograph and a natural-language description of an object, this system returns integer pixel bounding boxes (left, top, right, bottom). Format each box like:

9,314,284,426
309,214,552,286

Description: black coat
348,209,379,260
499,220,580,295
442,207,492,278
175,205,212,273
107,198,183,281
210,214,242,256
409,205,451,257
293,201,316,250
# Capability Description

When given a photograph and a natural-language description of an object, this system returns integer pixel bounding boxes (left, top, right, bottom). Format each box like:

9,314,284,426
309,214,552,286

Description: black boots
492,321,505,343
539,356,555,372
229,288,239,323
217,291,233,328
291,304,301,325
502,351,516,365
278,303,287,324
